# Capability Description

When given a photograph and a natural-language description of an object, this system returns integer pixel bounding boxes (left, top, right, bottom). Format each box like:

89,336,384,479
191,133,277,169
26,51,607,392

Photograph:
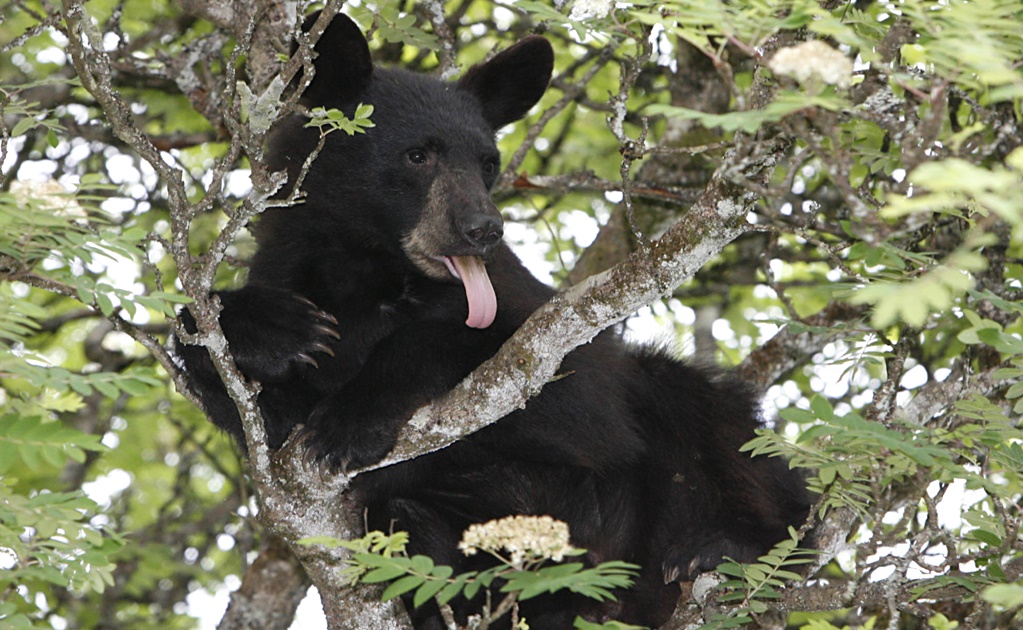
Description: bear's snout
457,212,503,248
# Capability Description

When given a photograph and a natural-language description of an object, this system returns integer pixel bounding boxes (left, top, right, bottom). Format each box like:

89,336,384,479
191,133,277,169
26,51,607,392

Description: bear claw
297,353,319,369
662,564,681,584
311,341,335,357
314,323,341,340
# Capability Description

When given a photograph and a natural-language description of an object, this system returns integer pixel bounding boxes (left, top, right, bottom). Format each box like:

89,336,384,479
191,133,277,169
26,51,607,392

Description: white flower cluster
768,40,854,89
458,515,576,565
11,179,86,219
569,0,614,20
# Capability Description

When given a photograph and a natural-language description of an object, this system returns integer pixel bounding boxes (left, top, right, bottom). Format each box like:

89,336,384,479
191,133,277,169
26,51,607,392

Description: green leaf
363,564,411,584
981,582,1023,610
381,575,425,602
93,379,120,399
436,575,470,606
11,115,39,137
409,555,434,575
463,576,482,601
412,577,449,609
810,395,834,422
95,291,115,316
780,407,817,424
969,529,1002,547
295,534,355,549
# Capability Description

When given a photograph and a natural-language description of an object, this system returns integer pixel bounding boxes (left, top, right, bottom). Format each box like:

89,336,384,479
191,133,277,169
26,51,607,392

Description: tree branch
217,536,310,630
366,133,789,475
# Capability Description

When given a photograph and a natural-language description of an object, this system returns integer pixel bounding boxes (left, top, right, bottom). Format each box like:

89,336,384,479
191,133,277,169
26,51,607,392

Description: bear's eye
407,149,429,165
482,159,500,177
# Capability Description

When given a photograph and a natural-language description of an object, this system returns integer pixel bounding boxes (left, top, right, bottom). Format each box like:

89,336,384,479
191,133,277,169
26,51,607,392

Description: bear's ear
458,36,554,130
297,11,373,105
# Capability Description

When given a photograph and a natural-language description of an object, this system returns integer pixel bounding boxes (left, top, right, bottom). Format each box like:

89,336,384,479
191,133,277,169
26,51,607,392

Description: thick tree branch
217,536,310,630
369,133,789,474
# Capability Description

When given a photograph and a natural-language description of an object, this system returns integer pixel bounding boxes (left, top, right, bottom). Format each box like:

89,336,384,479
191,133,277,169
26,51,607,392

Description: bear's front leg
175,285,339,447
302,388,407,471
301,321,502,471
178,285,338,385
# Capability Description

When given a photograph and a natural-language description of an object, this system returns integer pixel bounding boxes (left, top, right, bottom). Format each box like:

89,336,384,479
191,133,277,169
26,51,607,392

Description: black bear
176,12,811,629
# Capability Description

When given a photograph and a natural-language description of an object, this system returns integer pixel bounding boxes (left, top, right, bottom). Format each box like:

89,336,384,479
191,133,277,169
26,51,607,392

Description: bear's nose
460,214,504,248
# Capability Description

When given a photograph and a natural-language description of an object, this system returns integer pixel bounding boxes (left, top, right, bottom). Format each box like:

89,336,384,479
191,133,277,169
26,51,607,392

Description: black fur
176,13,810,629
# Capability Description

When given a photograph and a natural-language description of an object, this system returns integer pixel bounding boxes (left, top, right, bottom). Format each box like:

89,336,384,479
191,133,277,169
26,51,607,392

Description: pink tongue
450,255,497,329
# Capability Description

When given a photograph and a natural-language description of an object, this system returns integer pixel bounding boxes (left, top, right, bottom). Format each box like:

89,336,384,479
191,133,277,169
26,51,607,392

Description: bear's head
267,12,553,329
